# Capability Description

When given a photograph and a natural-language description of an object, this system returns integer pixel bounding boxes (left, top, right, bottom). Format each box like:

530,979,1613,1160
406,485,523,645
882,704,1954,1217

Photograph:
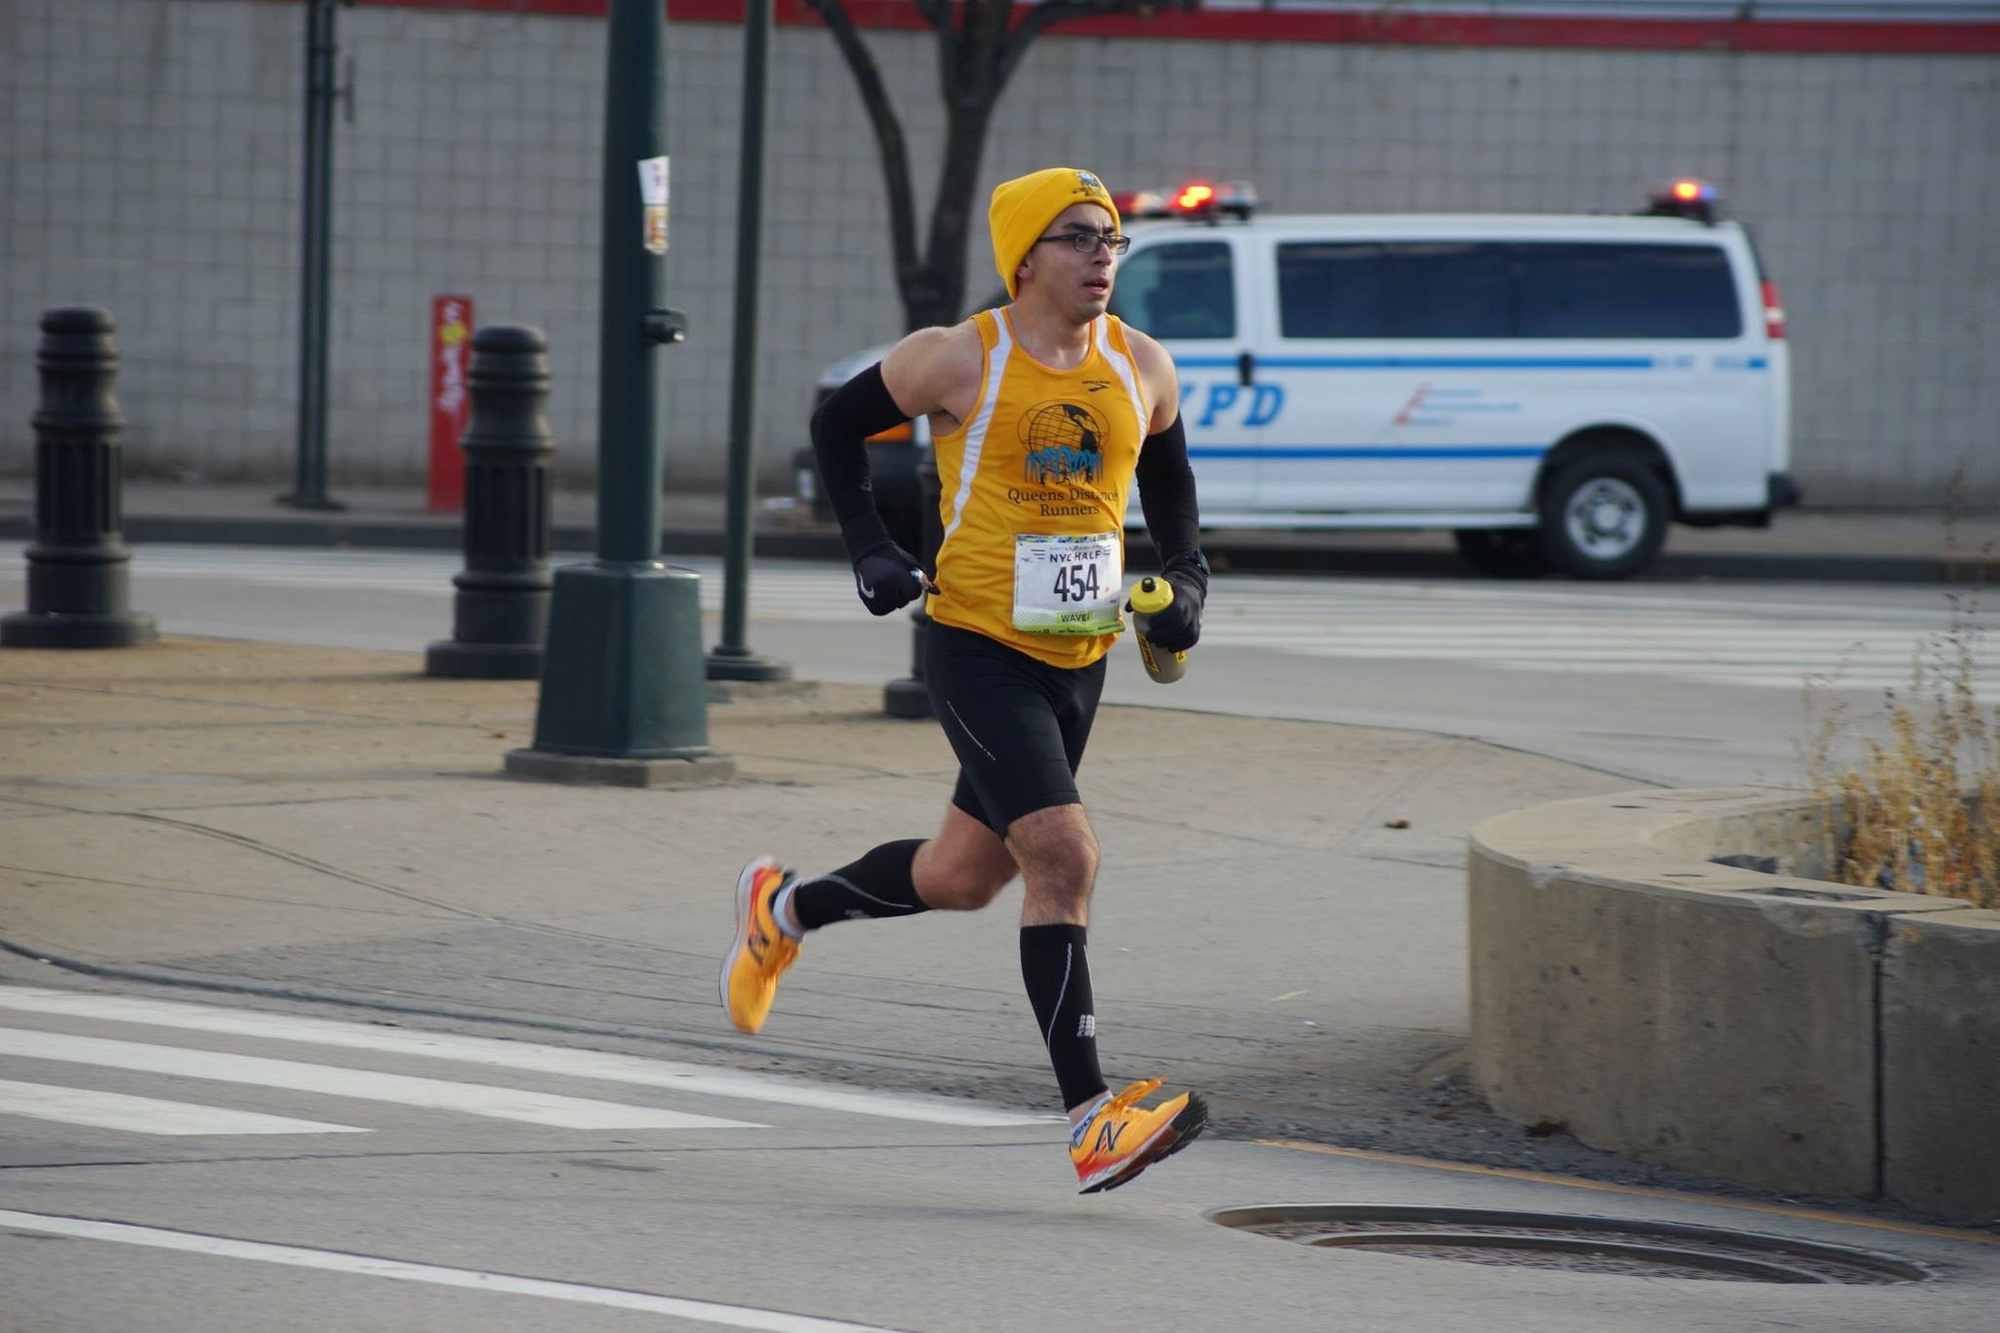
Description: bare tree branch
923,0,961,95
801,0,920,294
949,0,1014,112
809,0,1201,330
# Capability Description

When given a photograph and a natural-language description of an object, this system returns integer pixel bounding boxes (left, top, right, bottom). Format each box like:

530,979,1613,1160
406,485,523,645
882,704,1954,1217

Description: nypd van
798,180,1797,580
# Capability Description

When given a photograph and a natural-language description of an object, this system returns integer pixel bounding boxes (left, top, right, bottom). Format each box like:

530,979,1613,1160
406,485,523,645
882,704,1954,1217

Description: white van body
804,199,1795,579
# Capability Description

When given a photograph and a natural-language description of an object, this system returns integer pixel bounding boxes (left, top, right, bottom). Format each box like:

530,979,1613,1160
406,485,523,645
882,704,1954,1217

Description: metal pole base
425,639,542,680
274,490,348,512
883,676,933,719
1,610,157,649
503,745,734,788
527,560,715,760
705,646,793,682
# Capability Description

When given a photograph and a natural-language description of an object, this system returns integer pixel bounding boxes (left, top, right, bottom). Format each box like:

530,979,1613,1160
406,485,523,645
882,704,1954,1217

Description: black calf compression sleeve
811,363,911,562
789,839,930,931
1020,923,1108,1111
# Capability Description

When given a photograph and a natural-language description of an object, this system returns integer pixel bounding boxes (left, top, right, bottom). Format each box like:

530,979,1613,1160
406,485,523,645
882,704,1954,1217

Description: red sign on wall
428,295,475,513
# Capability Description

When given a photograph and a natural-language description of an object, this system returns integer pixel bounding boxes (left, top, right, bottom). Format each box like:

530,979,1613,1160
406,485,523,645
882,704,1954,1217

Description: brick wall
3,0,1995,504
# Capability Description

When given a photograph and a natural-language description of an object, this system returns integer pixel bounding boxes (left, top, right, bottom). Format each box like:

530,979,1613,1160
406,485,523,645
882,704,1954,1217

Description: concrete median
1469,789,1998,1223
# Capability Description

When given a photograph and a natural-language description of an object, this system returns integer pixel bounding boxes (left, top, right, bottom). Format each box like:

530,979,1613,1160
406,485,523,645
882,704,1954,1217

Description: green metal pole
522,0,714,764
280,0,344,512
595,0,668,563
706,0,789,682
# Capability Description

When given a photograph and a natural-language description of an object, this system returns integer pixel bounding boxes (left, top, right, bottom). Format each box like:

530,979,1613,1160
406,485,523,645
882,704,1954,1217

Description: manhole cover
1210,1206,1929,1284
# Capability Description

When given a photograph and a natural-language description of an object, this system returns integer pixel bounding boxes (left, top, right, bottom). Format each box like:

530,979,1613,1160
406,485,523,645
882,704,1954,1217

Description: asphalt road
77,543,1997,786
3,966,1995,1333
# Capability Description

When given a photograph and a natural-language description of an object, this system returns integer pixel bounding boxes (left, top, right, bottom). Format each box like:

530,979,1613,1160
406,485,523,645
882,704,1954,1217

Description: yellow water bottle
1128,576,1187,684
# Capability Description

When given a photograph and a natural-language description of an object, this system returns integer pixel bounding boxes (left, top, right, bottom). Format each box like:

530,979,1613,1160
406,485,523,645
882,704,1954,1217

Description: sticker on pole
638,156,669,255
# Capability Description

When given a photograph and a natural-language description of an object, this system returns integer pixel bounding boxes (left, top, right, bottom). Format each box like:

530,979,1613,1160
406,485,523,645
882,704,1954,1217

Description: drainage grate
1209,1206,1929,1285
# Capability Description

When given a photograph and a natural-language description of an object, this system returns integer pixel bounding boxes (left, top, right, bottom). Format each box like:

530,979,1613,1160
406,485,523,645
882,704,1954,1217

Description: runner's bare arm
1124,328,1182,433
880,321,985,431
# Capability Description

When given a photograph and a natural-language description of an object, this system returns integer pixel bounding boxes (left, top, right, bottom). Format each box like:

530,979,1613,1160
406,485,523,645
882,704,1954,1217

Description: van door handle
1237,352,1254,387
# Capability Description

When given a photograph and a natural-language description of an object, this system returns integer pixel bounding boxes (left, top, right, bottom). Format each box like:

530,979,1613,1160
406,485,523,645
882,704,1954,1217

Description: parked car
795,179,1797,579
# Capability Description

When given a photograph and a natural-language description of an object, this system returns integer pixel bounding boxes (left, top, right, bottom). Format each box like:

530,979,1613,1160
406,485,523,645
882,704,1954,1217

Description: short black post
2,307,156,649
426,326,556,679
883,444,940,718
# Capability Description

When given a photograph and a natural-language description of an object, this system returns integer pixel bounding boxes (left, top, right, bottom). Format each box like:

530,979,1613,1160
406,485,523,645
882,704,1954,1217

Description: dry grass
1803,512,1999,908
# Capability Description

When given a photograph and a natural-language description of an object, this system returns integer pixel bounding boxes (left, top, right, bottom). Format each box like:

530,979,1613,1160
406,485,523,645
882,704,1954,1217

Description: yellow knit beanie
989,167,1121,299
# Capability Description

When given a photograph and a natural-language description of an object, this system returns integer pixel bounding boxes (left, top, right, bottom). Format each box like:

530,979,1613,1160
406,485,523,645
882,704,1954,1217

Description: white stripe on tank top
940,312,1014,545
1093,316,1149,442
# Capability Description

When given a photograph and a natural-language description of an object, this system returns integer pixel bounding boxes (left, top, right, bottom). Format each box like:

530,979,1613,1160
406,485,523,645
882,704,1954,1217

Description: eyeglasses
1033,231,1131,255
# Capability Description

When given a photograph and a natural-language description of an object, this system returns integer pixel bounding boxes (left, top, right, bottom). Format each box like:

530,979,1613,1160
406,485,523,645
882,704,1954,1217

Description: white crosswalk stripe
0,1078,367,1136
1200,580,1998,702
0,986,1049,1137
0,1028,764,1130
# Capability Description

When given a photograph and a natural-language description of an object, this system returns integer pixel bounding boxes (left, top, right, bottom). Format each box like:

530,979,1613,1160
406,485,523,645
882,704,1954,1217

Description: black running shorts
924,621,1108,836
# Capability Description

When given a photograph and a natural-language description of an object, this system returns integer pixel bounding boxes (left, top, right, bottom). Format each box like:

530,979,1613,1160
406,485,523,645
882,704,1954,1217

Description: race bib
1012,533,1123,635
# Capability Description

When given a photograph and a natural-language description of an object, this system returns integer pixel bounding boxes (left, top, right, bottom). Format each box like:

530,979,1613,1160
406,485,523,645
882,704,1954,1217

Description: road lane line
0,1078,367,1136
0,1211,908,1332
0,1029,761,1130
0,988,1050,1127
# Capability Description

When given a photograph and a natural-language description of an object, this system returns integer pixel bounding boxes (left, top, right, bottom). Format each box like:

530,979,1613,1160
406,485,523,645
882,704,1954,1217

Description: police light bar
1643,178,1721,223
1115,180,1261,221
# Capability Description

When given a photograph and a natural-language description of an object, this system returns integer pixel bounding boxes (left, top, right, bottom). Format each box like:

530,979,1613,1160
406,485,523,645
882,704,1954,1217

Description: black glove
853,542,928,617
1139,557,1207,652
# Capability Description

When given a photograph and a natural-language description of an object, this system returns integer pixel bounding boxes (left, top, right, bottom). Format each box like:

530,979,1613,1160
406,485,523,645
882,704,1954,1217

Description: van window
1111,241,1234,340
1280,242,1512,339
1278,241,1742,340
1515,243,1741,338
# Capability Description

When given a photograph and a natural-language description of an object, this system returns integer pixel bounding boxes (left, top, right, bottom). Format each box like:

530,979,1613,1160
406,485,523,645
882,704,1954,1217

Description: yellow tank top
928,309,1150,668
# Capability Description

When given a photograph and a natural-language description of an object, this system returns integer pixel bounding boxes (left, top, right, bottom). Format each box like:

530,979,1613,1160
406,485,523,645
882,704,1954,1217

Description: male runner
721,167,1210,1194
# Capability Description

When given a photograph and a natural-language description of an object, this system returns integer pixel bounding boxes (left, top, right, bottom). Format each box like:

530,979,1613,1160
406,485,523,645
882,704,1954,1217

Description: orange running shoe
1069,1078,1208,1194
720,856,800,1034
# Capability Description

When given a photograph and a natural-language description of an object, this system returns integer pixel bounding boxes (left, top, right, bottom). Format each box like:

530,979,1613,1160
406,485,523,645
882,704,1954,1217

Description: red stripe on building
350,0,2000,56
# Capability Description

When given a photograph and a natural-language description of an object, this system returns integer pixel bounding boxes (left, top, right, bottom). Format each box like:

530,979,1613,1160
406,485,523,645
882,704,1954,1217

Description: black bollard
425,326,556,679
2,308,156,649
883,444,941,718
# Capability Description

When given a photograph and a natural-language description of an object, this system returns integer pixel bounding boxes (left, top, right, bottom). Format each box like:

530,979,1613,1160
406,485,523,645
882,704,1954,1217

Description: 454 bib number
1012,533,1122,636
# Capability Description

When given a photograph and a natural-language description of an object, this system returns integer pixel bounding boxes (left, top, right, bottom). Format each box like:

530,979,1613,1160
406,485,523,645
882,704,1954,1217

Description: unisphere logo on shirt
1020,400,1107,486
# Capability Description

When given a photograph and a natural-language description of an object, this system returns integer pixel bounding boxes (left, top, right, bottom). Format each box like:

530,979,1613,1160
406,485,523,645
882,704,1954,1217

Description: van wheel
1536,454,1669,580
1453,529,1550,578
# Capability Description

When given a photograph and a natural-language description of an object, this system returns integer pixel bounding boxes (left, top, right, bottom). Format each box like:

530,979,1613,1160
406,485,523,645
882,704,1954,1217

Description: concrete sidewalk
0,632,1713,1187
2,477,1997,581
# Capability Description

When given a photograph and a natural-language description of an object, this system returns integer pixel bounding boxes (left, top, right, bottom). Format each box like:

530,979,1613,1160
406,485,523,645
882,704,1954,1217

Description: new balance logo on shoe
1067,1079,1208,1194
723,857,802,1035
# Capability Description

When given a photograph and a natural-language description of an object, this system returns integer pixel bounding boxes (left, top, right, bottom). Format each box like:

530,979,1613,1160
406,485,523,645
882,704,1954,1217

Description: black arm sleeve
1133,413,1204,574
811,362,911,561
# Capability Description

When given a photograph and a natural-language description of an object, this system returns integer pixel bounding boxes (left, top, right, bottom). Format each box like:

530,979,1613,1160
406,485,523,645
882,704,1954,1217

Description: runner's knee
1008,806,1098,899
914,833,1016,911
